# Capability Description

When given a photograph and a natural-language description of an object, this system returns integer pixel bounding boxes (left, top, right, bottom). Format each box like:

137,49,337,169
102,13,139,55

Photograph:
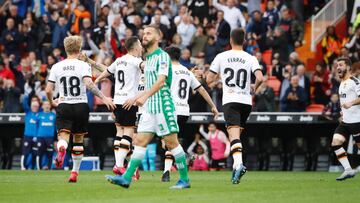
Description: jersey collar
146,47,162,58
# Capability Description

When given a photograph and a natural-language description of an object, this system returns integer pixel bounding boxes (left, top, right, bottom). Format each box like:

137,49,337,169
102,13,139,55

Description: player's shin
113,136,122,167
230,139,243,170
171,145,189,182
118,135,132,167
164,151,174,173
332,145,352,170
123,146,146,182
71,143,84,173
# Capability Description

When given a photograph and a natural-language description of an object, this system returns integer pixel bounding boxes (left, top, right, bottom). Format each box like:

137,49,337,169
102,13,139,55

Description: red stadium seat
262,50,272,66
306,104,325,112
267,76,281,96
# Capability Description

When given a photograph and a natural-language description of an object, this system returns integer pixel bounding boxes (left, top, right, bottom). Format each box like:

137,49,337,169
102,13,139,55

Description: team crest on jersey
49,116,54,121
161,62,167,69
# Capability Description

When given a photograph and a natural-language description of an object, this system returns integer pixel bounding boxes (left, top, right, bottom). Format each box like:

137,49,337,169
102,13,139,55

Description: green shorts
137,111,179,137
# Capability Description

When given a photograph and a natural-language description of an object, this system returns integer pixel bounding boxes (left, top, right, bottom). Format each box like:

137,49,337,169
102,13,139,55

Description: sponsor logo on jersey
160,62,167,69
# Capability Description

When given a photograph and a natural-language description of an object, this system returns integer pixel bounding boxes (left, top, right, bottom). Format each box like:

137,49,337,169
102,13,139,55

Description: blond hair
64,36,82,55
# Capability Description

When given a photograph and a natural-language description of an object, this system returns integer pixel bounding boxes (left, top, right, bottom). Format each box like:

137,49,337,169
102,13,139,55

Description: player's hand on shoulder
77,52,88,62
135,95,147,107
103,97,116,111
342,102,353,109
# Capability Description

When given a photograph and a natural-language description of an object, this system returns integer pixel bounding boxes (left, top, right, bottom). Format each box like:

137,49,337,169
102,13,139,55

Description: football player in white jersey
45,36,115,182
331,57,360,181
160,46,219,182
83,37,143,177
206,28,264,184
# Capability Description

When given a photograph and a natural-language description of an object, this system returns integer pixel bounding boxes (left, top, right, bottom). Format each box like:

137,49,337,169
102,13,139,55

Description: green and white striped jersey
144,48,175,114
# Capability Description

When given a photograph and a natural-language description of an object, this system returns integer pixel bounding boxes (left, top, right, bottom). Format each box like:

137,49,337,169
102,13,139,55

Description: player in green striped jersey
106,25,190,189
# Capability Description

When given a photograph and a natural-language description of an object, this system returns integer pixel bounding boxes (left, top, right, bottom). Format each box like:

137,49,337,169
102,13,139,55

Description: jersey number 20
224,68,247,89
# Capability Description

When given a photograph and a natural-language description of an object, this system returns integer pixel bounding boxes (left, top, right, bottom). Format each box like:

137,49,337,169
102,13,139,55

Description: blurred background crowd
0,0,358,116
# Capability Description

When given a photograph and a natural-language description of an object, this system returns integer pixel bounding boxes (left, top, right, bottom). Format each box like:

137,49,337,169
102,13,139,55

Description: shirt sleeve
107,59,117,74
251,56,262,73
157,53,171,77
218,131,229,144
190,71,202,90
355,82,360,97
209,55,220,74
47,65,56,83
82,63,92,78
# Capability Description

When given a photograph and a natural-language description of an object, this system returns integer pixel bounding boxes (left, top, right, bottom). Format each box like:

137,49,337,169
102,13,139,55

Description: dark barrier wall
0,113,353,170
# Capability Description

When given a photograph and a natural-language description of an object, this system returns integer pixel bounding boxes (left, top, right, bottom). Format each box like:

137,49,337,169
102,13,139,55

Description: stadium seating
267,76,281,96
306,104,325,112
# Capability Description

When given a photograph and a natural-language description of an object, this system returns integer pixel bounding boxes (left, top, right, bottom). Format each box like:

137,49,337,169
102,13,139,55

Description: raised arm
199,125,209,140
78,53,107,72
212,0,226,11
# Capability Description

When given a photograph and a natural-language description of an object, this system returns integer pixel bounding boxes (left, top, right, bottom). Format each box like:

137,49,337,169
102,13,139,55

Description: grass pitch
0,170,359,203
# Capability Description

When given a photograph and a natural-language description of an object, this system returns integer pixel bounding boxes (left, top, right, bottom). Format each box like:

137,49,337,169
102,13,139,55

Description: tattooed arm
83,77,116,110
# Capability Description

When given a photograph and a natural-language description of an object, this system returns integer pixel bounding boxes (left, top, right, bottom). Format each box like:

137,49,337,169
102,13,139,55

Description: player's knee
119,135,132,151
73,133,84,143
58,130,70,141
332,134,345,146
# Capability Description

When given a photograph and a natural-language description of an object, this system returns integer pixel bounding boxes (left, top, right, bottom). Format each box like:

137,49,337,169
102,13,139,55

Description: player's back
339,76,360,123
210,50,261,105
171,64,201,116
108,54,142,105
48,59,91,104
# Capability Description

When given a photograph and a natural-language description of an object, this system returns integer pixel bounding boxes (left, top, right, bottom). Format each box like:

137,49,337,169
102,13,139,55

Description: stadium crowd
0,0,359,170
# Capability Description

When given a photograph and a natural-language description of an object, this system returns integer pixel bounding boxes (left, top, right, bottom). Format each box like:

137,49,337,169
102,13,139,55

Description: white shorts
137,111,179,137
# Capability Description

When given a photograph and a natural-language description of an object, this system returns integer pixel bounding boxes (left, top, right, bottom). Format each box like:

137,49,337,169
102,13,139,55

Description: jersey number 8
178,79,188,99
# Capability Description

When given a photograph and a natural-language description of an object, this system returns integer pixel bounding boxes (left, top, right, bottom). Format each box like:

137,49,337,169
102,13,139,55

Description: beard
142,38,155,49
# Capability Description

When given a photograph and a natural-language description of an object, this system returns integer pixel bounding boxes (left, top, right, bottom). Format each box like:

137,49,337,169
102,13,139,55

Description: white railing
311,0,347,51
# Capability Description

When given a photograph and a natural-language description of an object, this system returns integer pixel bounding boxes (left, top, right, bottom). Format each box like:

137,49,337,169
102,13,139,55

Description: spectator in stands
263,0,280,30
71,4,91,34
0,18,21,61
188,0,209,23
246,10,268,52
179,48,195,69
289,52,304,72
296,64,310,105
255,52,267,75
279,64,293,111
271,53,285,81
278,7,304,52
92,18,108,46
123,12,148,37
51,15,71,50
329,59,341,94
245,32,260,54
21,15,38,53
212,0,246,30
352,7,360,32
189,26,208,66
79,18,94,55
188,133,209,171
321,26,341,65
266,27,289,64
345,25,360,61
150,8,171,28
0,60,15,84
215,10,231,50
204,36,217,65
177,14,196,48
170,33,184,49
37,14,54,62
322,93,341,121
2,79,21,113
109,15,127,58
199,123,230,171
281,75,306,112
153,13,170,43
311,62,331,105
254,76,276,112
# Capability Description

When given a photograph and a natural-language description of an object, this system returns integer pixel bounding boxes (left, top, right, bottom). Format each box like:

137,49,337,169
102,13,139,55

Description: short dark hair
144,25,161,35
337,57,352,68
164,46,181,61
124,36,139,51
230,28,245,46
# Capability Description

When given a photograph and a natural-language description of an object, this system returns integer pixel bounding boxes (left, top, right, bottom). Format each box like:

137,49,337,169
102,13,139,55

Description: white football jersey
137,74,145,114
171,64,201,116
107,54,142,105
339,76,360,123
210,50,261,105
48,59,91,104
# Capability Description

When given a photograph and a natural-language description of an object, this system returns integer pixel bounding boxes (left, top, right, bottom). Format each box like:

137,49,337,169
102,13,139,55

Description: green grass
0,171,359,203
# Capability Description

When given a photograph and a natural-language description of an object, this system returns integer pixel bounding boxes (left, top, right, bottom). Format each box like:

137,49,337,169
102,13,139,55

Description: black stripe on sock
122,135,132,143
114,136,122,141
230,139,241,146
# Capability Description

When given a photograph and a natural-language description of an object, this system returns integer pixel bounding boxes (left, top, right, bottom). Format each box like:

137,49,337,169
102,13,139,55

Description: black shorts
113,105,138,127
177,115,189,138
334,122,360,140
223,102,252,127
56,103,90,134
210,158,227,169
